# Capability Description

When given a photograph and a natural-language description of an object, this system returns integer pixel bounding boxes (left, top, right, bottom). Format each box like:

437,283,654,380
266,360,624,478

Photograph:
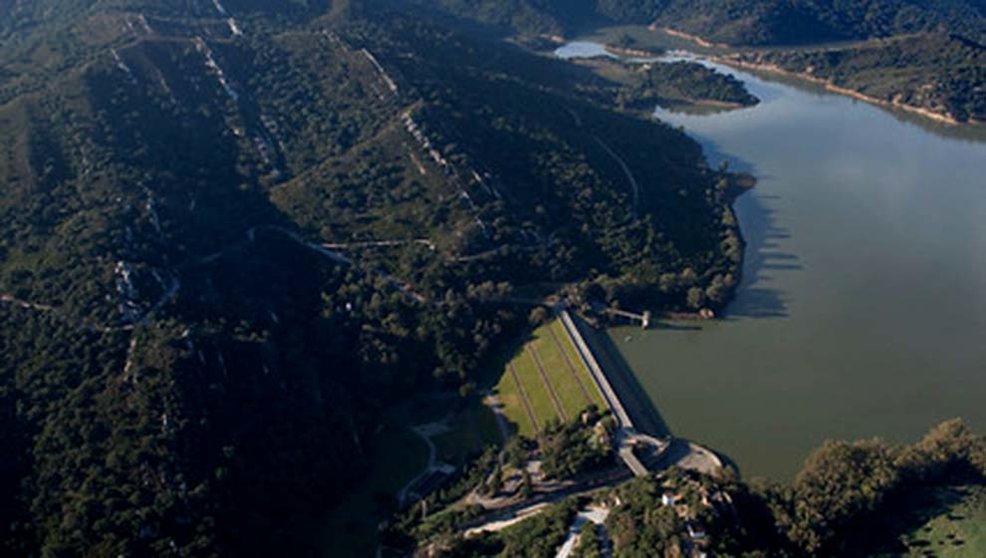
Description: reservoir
559,42,986,480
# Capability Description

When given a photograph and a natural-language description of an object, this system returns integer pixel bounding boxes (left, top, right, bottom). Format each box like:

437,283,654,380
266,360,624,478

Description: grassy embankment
894,485,986,557
494,320,607,438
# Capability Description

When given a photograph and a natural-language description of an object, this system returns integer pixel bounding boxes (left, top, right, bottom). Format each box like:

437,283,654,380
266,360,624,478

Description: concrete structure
557,308,665,477
601,307,651,329
558,306,724,478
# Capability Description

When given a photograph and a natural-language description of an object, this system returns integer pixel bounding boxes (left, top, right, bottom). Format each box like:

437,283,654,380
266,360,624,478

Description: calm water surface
560,43,986,480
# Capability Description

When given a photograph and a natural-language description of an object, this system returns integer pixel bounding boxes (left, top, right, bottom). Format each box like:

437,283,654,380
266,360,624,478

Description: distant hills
407,0,985,122
735,32,986,123
403,0,986,44
651,0,986,45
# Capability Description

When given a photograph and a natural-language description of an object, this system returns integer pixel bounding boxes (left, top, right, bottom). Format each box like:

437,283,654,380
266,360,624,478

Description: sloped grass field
493,320,607,437
857,484,986,558
512,349,558,430
495,360,538,437
897,485,986,558
546,320,608,411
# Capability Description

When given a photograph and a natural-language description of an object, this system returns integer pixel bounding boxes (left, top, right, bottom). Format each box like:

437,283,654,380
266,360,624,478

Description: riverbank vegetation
734,33,986,123
873,484,986,557
647,420,986,557
409,0,986,126
771,419,986,556
644,0,986,46
617,60,760,109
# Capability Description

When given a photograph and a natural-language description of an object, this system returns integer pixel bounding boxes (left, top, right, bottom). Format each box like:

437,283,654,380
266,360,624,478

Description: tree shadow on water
684,135,801,321
650,321,702,332
727,189,801,320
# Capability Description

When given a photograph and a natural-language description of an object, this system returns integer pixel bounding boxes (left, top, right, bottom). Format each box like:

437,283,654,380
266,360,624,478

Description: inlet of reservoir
558,41,986,480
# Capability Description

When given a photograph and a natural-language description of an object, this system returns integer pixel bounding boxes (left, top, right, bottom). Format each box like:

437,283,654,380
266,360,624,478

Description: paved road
559,308,660,477
458,466,633,533
555,507,611,558
558,309,633,429
397,421,459,507
322,239,435,250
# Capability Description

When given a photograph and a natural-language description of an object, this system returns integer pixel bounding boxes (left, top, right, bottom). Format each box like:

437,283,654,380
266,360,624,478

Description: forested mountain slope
399,0,986,45
653,0,986,46
404,0,986,123
0,1,741,556
735,32,986,123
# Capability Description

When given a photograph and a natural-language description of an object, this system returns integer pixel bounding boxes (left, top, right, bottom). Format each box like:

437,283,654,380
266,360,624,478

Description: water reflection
556,40,986,479
727,193,795,320
553,41,618,60
658,51,986,144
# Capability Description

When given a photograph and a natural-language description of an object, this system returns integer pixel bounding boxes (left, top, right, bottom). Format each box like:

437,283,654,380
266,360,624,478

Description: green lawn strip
495,363,537,437
900,485,986,557
527,342,568,422
550,320,608,411
530,329,592,419
513,347,562,429
544,321,594,405
491,320,611,440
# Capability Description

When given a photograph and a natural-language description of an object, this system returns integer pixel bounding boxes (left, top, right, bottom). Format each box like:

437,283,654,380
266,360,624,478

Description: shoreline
661,97,748,110
716,57,985,127
570,55,754,112
653,26,729,50
650,171,753,324
652,170,754,324
609,170,752,326
624,96,748,113
651,26,984,127
602,44,663,58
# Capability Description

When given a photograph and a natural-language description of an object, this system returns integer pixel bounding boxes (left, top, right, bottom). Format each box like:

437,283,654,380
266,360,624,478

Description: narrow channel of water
558,41,986,480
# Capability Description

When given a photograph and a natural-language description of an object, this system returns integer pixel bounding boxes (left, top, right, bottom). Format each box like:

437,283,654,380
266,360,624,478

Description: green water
603,53,986,480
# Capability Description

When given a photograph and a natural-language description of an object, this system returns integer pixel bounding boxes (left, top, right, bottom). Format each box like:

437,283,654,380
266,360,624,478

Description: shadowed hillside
0,1,744,555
